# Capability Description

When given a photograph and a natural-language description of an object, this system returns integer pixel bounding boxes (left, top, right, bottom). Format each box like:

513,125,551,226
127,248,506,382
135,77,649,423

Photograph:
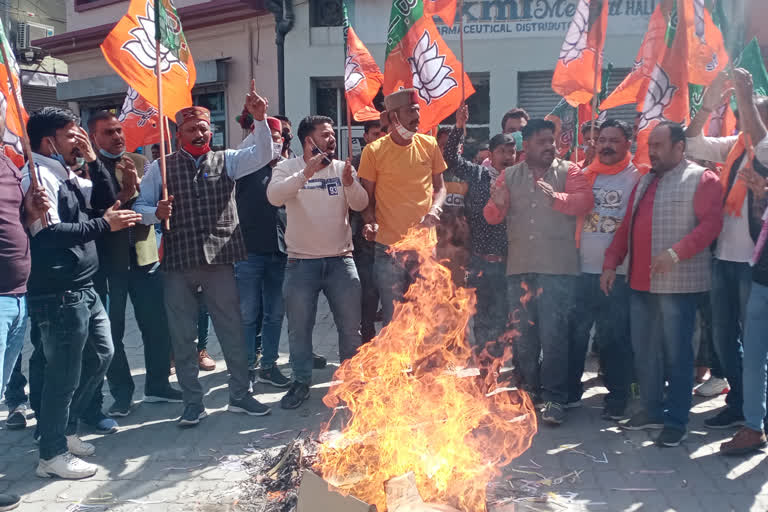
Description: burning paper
317,228,538,511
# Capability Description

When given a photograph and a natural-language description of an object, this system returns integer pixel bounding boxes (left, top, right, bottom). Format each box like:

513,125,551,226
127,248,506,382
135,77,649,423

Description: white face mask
393,120,416,141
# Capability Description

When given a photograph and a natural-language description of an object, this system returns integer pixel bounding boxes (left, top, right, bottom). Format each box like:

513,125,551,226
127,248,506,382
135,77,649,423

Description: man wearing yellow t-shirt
357,89,447,325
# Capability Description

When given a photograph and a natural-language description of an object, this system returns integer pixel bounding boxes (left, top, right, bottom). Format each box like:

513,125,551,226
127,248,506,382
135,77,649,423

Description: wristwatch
667,248,680,264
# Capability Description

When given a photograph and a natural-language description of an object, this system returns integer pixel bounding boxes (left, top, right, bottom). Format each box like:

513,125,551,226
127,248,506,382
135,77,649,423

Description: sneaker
0,492,20,511
655,427,688,447
280,382,311,410
602,403,626,421
198,350,216,371
694,377,729,397
257,366,291,388
620,412,664,431
178,403,207,427
107,400,133,418
564,400,582,409
143,386,184,403
312,353,327,370
36,452,97,479
228,396,271,416
720,427,768,456
541,402,566,425
5,405,27,430
66,435,96,457
82,414,118,435
704,408,745,429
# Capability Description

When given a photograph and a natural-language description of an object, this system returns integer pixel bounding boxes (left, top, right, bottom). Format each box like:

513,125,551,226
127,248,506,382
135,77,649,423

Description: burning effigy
316,228,538,511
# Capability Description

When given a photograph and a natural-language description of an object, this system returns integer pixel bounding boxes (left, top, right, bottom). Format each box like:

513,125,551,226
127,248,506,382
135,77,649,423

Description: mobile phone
310,140,332,166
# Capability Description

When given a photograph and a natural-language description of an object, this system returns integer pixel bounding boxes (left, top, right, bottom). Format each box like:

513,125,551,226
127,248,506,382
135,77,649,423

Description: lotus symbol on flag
119,87,158,127
637,64,678,132
558,0,591,66
344,55,365,92
0,93,22,156
407,30,458,104
122,0,188,75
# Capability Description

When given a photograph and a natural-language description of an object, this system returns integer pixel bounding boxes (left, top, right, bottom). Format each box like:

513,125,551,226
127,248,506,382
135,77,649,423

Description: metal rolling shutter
21,85,68,113
517,69,637,125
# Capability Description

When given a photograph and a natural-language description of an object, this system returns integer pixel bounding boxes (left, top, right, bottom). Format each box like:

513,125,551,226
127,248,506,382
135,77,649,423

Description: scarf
721,132,752,217
575,152,632,247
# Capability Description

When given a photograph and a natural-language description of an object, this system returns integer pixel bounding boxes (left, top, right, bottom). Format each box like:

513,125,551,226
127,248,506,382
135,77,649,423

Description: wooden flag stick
346,105,354,160
0,40,47,226
164,115,172,153
155,38,170,231
458,0,466,136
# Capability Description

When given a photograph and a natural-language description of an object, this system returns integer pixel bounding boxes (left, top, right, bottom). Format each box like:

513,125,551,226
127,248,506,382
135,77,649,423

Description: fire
317,228,538,511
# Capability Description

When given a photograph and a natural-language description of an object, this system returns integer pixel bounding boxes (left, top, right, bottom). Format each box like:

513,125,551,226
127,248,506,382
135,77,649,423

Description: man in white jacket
267,115,368,409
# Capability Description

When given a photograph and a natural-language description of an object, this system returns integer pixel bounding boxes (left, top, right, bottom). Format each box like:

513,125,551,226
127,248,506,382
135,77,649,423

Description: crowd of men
1,68,768,507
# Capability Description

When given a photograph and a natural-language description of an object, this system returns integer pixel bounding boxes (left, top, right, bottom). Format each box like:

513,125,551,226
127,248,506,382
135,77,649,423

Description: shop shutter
21,85,68,114
517,69,637,126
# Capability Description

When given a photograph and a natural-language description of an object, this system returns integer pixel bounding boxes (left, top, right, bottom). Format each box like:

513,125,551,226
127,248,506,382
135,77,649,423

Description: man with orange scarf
569,119,640,421
685,68,768,434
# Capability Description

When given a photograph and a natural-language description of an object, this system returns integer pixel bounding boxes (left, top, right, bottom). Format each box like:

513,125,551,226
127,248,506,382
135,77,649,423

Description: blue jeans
710,259,751,413
28,288,114,460
508,274,576,404
283,256,361,384
741,282,768,431
4,354,27,409
235,252,286,369
374,243,419,326
468,256,508,348
0,295,27,400
630,291,699,431
570,273,633,408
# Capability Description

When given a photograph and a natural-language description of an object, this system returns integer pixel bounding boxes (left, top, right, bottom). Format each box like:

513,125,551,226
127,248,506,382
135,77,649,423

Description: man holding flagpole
133,81,278,426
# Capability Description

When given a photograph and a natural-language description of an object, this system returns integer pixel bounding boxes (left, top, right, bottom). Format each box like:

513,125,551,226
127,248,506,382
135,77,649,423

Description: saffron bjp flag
101,0,196,120
118,87,162,152
383,0,474,133
546,98,578,159
600,2,669,110
424,0,458,27
684,0,729,86
344,3,383,122
551,0,609,107
0,25,27,168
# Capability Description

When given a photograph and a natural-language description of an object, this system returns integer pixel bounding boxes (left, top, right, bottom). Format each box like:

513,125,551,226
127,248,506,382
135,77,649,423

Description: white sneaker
66,435,95,457
36,452,97,479
694,377,729,397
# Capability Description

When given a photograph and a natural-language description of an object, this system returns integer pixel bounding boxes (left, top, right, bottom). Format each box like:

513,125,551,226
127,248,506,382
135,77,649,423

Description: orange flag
633,0,728,173
344,8,383,123
600,2,669,110
552,0,609,107
424,0,458,27
101,0,196,120
384,0,474,133
685,0,729,86
118,87,162,152
0,25,27,168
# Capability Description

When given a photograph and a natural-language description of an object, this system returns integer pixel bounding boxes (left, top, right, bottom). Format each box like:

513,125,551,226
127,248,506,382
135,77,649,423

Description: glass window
439,74,491,154
311,0,344,27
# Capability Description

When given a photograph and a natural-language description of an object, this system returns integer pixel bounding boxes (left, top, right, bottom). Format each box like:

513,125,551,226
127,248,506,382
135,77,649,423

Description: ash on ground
235,435,319,512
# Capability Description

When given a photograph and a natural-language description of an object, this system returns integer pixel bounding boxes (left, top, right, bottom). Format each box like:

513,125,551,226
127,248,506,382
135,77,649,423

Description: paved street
2,295,767,512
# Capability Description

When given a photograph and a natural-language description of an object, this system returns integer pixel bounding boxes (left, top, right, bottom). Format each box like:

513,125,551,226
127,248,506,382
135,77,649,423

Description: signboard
354,0,655,42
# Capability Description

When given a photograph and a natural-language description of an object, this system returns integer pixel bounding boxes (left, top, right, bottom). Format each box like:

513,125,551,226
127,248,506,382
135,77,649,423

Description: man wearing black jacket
87,111,181,418
23,107,141,480
235,116,290,388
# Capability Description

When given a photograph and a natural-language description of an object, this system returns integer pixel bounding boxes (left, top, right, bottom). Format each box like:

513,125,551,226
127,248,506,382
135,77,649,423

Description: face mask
183,142,211,157
393,119,416,141
74,157,86,169
99,148,126,160
48,138,70,169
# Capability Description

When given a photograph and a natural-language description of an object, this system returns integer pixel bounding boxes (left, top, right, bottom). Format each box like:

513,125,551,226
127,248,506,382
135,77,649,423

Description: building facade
36,0,277,151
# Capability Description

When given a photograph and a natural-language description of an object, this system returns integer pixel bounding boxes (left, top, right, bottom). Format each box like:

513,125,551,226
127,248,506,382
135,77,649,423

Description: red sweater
603,170,723,291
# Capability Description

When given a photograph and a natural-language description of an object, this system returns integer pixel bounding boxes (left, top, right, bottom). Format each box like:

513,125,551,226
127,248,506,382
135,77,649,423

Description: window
75,0,125,12
439,74,491,154
311,0,344,27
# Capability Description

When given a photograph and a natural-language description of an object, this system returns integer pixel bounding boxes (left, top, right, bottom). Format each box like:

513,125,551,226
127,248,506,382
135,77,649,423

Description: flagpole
156,38,169,231
346,105,353,160
164,115,172,153
0,40,46,226
458,0,466,136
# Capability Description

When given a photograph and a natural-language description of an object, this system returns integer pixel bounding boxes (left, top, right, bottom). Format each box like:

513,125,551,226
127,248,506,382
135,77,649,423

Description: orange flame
317,228,537,511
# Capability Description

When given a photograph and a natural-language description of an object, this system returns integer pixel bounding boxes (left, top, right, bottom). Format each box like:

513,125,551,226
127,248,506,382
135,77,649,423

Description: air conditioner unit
16,22,54,49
